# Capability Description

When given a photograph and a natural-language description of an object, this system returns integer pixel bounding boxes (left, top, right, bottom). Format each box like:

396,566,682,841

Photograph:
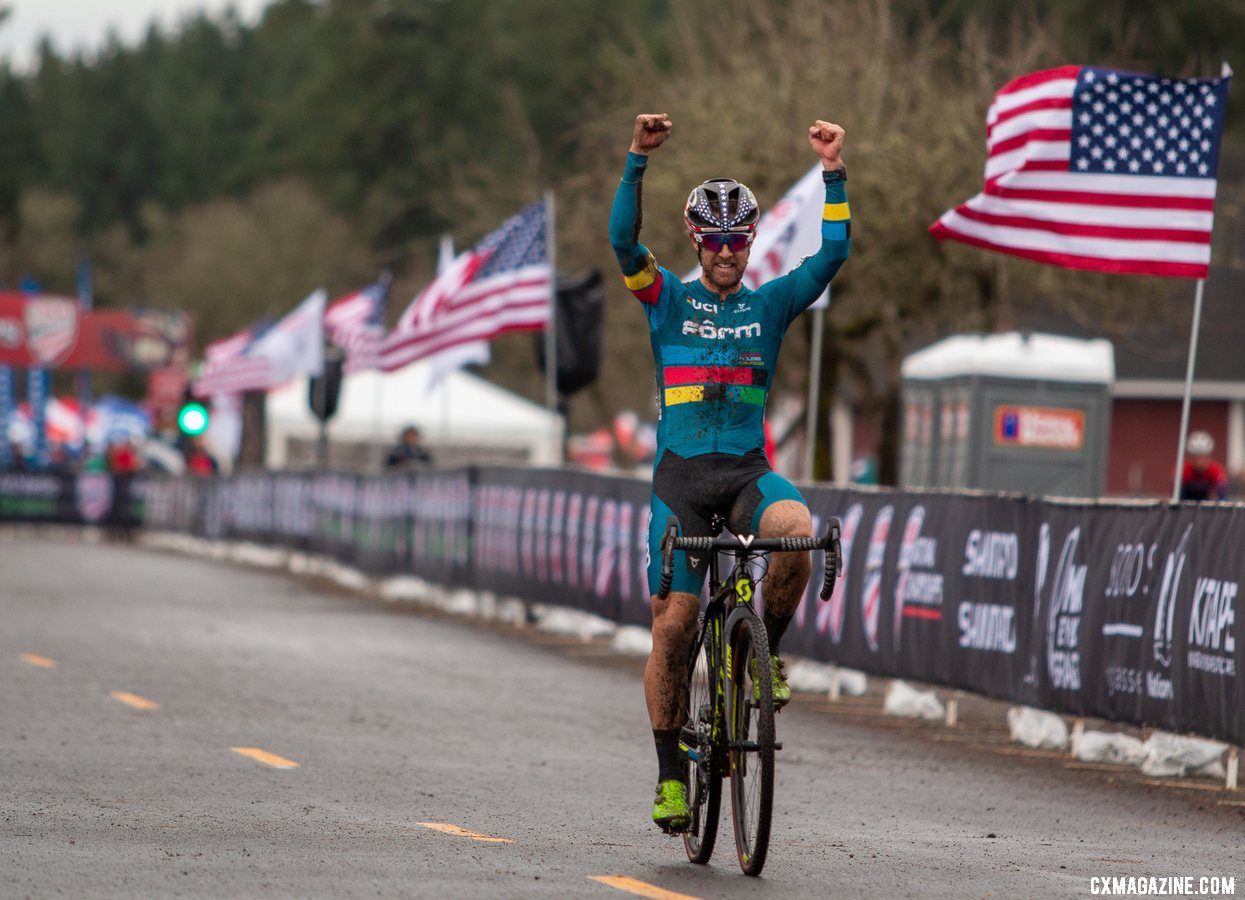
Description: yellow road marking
230,747,300,769
589,875,704,900
19,653,56,668
110,691,160,711
416,822,512,843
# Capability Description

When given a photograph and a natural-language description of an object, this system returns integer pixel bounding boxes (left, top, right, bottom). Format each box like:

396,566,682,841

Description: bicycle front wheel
682,627,721,864
726,612,774,876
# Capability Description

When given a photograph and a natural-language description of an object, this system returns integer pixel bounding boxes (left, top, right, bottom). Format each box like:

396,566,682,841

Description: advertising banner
0,293,192,372
8,468,1240,746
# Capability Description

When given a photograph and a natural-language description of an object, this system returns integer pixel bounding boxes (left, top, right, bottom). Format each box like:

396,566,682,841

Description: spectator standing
385,426,433,469
1180,430,1228,501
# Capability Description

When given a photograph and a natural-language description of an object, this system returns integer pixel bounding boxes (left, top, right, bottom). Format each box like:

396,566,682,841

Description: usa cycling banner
30,467,1245,747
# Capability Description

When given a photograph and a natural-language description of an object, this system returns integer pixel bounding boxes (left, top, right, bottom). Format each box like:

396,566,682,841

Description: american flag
931,65,1231,278
191,323,270,397
190,289,326,396
325,279,388,372
380,200,552,373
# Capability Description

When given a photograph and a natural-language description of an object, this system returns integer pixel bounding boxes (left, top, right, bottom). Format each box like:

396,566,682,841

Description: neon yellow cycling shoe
652,779,689,833
751,654,791,708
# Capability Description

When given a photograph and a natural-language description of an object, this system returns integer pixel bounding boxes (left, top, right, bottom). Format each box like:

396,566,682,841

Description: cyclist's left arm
768,120,851,320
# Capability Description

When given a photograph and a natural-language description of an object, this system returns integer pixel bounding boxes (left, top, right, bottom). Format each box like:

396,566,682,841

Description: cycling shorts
646,448,806,597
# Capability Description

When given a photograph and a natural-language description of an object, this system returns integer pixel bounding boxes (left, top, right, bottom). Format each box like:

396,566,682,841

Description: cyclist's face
695,236,749,291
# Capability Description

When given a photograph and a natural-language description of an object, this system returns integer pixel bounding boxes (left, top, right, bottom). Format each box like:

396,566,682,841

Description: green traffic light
178,402,210,436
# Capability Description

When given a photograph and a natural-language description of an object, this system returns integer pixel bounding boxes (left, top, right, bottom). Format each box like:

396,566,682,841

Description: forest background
1,0,1243,481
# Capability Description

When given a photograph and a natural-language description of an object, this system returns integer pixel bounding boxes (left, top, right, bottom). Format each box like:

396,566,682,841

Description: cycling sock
653,728,684,783
763,610,793,652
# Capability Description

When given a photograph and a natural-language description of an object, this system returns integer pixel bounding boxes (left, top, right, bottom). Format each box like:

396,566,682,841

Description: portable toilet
900,332,1114,497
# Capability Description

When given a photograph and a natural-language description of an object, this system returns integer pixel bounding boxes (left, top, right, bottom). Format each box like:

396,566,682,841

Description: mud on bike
657,514,842,877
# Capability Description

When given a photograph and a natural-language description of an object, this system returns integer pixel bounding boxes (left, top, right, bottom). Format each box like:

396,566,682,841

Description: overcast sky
0,0,274,69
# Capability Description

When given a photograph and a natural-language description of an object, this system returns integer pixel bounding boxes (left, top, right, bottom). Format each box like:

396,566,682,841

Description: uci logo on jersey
682,319,762,341
686,297,717,313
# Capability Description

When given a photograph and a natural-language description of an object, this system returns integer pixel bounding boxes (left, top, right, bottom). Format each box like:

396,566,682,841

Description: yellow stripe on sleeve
623,254,659,290
823,202,851,221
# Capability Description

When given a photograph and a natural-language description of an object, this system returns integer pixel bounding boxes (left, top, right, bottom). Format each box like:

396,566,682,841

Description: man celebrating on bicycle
609,112,850,831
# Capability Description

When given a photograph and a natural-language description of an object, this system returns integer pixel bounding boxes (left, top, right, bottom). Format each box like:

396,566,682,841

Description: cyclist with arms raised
609,112,851,831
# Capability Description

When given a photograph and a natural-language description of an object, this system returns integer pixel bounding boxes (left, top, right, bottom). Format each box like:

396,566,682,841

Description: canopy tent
265,362,562,469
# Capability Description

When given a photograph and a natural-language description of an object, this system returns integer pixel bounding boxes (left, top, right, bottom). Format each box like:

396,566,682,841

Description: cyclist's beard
700,252,747,292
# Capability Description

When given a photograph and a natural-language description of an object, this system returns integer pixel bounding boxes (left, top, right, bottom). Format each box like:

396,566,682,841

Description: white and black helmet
683,177,760,235
1186,430,1215,456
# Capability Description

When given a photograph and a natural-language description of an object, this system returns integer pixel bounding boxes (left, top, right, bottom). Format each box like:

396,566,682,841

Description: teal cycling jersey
609,151,851,458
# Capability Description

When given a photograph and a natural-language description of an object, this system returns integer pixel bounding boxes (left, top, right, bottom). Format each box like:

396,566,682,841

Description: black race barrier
6,468,1241,747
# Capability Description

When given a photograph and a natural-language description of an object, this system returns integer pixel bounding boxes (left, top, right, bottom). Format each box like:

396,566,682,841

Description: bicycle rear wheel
682,627,721,864
726,613,774,876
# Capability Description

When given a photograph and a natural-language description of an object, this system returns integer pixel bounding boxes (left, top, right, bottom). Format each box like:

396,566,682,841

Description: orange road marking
416,822,513,843
230,747,300,769
110,691,160,711
589,875,704,900
19,653,56,668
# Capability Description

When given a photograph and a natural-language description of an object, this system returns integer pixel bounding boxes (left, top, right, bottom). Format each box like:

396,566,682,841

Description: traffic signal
177,401,210,436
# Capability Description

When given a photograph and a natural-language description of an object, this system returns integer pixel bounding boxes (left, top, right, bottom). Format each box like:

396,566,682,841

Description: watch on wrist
822,165,847,184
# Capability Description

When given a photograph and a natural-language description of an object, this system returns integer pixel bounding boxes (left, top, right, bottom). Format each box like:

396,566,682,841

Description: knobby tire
727,612,774,877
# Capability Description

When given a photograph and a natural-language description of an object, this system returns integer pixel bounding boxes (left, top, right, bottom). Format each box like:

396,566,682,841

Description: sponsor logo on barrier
1187,576,1236,677
1041,525,1087,690
962,530,1019,580
1149,524,1193,701
859,505,893,653
75,473,112,524
958,602,1017,652
566,493,583,587
817,502,862,643
894,506,943,642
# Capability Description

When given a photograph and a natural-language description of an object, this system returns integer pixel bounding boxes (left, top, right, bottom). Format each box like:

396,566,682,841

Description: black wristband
822,165,847,184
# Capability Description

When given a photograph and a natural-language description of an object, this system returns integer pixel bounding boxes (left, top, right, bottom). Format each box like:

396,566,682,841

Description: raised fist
808,120,845,170
631,113,673,155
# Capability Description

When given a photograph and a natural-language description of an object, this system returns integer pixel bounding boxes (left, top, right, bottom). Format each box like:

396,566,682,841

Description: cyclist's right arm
609,151,664,306
610,114,674,308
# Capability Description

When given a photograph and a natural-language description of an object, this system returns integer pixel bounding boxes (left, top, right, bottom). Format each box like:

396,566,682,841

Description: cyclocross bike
657,514,842,876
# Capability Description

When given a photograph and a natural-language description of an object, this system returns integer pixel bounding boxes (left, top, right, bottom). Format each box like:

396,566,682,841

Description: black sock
763,610,792,652
653,728,684,783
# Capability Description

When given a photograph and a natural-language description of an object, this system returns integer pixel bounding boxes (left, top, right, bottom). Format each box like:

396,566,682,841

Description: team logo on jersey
682,319,762,340
737,351,764,367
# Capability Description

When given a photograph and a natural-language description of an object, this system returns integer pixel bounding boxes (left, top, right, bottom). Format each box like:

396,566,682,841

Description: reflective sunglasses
695,232,753,253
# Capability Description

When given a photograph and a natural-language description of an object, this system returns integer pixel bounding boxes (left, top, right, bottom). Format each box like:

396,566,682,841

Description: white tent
265,363,562,469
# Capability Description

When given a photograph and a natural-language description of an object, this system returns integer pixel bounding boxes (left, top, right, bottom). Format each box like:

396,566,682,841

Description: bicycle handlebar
658,516,842,601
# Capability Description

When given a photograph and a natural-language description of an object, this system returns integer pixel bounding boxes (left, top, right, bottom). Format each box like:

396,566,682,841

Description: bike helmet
684,177,760,236
1186,430,1215,456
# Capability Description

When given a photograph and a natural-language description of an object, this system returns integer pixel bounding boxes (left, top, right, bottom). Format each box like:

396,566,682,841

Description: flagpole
543,189,561,463
803,302,826,480
1172,277,1207,501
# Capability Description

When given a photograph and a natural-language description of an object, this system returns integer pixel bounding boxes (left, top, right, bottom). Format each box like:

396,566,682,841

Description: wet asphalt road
2,533,1242,899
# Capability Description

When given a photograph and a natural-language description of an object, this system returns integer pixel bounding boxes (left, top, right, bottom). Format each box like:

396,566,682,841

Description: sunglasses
695,232,753,253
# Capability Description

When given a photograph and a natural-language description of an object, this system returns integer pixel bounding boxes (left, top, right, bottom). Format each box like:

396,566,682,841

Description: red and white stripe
192,329,271,398
379,263,551,373
931,66,1218,278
